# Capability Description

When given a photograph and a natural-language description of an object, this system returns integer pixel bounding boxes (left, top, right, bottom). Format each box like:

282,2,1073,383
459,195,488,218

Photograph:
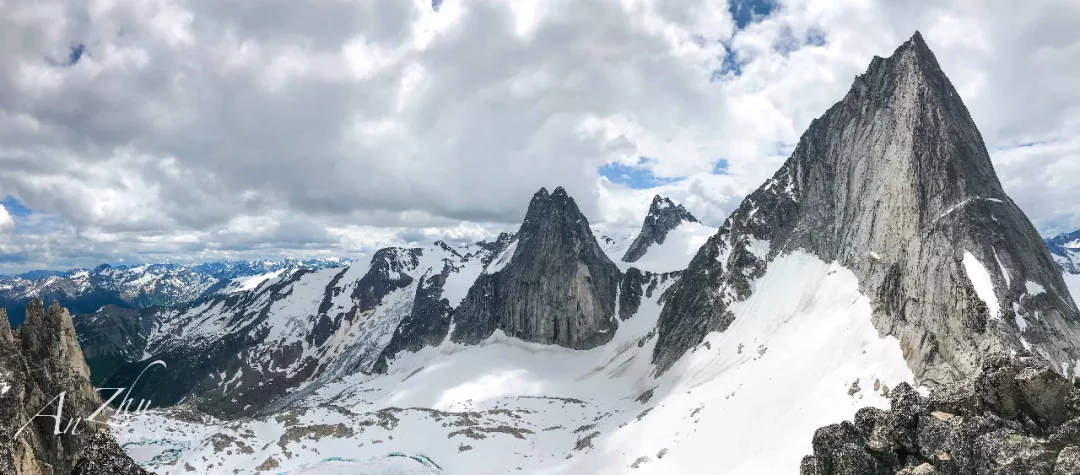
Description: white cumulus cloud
0,0,1077,272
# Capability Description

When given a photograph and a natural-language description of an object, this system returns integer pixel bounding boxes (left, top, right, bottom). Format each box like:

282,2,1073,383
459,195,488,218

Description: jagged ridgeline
0,300,147,474
91,185,672,419
622,195,701,263
652,32,1080,383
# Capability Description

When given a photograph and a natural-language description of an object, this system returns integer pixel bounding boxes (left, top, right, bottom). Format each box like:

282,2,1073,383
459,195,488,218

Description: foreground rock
801,354,1080,475
0,300,146,475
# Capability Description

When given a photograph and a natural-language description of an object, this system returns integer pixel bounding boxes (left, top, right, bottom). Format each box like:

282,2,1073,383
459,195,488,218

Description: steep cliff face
653,32,1080,384
73,305,158,385
622,195,701,263
0,300,146,475
451,187,622,349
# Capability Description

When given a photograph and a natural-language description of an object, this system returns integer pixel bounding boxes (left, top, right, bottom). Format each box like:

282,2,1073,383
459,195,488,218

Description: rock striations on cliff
0,299,147,475
651,31,1080,384
622,195,701,263
451,186,622,349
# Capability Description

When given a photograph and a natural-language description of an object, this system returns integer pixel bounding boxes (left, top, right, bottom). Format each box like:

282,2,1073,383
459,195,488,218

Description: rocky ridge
622,195,701,263
802,354,1080,475
651,31,1080,384
94,230,535,418
0,300,146,475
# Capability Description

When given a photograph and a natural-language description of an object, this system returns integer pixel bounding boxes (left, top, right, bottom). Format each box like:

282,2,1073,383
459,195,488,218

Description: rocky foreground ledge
1,300,147,475
801,354,1080,475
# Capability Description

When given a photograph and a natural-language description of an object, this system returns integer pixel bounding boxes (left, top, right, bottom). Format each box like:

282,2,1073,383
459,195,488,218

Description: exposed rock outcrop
651,32,1080,383
0,300,146,474
622,195,700,263
801,354,1080,475
371,265,454,374
451,187,622,349
70,431,149,475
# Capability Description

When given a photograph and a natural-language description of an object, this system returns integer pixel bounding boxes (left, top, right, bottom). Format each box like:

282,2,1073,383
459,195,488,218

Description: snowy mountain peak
647,195,698,222
1047,229,1080,275
652,32,1080,382
622,195,701,263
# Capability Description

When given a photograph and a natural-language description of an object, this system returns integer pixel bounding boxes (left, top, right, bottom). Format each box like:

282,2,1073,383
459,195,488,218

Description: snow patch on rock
962,251,1000,320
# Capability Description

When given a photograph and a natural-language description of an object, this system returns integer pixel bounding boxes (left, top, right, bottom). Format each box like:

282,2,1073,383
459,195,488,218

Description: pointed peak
0,307,11,344
890,30,942,70
532,187,550,200
908,30,926,47
520,184,592,239
23,297,45,326
646,195,699,223
621,195,698,262
846,30,955,110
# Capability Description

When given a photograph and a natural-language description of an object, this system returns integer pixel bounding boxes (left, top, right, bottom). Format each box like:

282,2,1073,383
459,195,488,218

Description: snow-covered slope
598,221,714,274
98,239,514,417
114,251,913,474
603,195,715,273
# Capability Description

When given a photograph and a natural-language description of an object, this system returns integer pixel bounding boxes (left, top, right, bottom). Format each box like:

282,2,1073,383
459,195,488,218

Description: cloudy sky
0,0,1078,273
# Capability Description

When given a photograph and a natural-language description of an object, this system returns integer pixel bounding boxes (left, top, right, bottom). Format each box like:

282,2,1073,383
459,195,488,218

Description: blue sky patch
432,0,443,12
600,158,683,189
1,196,32,217
729,0,777,30
69,43,86,65
712,159,730,175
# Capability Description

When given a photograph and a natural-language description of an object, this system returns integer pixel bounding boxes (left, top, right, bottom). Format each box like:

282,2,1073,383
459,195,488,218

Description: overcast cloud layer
0,0,1078,273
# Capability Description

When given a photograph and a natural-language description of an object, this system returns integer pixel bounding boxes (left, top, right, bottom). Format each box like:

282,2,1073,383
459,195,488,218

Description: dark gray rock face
801,354,1080,475
0,300,145,475
451,187,622,349
73,305,158,385
652,32,1080,382
622,195,700,263
371,265,455,374
619,268,647,321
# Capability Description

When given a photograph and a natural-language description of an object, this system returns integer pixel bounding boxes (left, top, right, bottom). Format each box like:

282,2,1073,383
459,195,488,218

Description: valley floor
113,251,915,474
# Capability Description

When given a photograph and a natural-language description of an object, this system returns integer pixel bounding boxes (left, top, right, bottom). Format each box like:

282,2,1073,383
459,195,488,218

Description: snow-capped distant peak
616,195,714,272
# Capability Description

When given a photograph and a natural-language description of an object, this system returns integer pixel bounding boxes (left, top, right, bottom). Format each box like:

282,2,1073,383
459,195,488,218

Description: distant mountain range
0,258,352,326
1047,229,1080,274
